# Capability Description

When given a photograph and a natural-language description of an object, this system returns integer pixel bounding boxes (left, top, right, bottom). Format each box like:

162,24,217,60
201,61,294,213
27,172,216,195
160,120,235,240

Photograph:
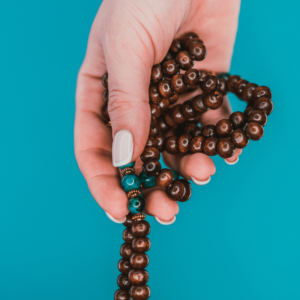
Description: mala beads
101,32,273,300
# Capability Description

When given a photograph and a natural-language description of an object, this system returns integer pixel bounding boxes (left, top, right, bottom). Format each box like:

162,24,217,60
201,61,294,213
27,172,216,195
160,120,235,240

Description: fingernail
105,212,127,224
155,216,176,225
225,156,239,165
191,176,211,185
112,130,133,167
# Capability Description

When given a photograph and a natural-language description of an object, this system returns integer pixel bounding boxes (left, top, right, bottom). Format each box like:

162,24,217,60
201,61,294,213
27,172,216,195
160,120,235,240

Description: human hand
75,0,241,224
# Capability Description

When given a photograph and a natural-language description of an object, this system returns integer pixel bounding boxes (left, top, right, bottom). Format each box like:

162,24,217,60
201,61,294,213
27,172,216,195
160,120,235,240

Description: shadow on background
0,1,299,299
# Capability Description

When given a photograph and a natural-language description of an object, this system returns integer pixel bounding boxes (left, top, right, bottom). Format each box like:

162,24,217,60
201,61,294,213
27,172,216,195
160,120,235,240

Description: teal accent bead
128,197,145,214
121,174,141,192
119,162,135,170
171,170,179,180
217,72,230,79
139,171,156,188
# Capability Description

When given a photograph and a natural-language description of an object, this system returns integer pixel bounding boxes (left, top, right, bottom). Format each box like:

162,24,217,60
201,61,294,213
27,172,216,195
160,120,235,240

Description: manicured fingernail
112,130,133,167
225,156,239,165
105,212,127,224
191,176,211,185
154,216,176,225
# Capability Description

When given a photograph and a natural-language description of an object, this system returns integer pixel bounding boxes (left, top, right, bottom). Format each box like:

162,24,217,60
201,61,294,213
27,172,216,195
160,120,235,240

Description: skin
75,0,241,222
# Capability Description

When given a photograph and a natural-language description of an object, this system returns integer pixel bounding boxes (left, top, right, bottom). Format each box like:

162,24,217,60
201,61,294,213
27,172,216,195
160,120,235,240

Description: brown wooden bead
199,69,209,80
168,92,179,104
130,253,149,269
132,237,151,253
120,243,134,259
177,134,192,153
150,103,161,118
234,79,249,98
164,136,179,154
149,127,158,137
217,138,235,158
166,180,186,201
216,119,232,137
186,37,204,48
162,60,179,77
254,97,274,115
158,79,174,99
245,122,264,140
123,213,134,228
156,134,165,152
200,75,218,93
202,124,217,138
151,64,163,84
101,104,110,122
114,289,130,300
203,137,218,156
181,100,197,119
191,95,209,114
170,74,187,94
117,274,131,290
146,136,158,148
150,115,157,128
248,109,267,126
191,127,203,137
187,41,206,61
169,39,182,55
180,32,199,48
203,91,223,110
242,83,258,102
101,73,108,89
156,117,169,134
189,136,205,153
229,112,247,129
155,169,175,188
176,51,194,70
158,98,170,114
178,179,192,202
170,104,187,124
130,285,150,300
183,69,200,86
132,221,151,237
244,106,254,118
230,129,249,148
140,147,160,163
142,158,161,177
217,78,228,95
226,75,241,92
252,86,272,101
118,258,131,274
149,85,162,104
128,269,149,286
183,123,198,135
164,111,177,127
102,90,109,104
123,228,134,243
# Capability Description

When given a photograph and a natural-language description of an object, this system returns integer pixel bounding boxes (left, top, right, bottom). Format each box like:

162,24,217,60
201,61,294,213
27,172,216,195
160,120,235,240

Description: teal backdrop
0,1,299,299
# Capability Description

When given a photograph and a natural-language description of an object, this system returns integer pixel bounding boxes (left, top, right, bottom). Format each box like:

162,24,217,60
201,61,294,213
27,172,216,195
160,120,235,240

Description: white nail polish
191,176,211,185
112,130,133,167
105,212,127,224
225,156,239,165
154,216,176,225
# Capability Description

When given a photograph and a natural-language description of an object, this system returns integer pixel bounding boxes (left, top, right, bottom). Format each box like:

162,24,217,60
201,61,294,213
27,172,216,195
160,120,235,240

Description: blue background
0,1,299,299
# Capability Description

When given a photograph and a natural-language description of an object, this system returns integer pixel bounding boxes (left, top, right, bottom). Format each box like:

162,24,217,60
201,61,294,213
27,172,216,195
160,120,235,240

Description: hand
75,0,241,224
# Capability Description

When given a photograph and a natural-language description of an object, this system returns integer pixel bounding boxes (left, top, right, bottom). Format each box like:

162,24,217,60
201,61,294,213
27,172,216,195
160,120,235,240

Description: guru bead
121,174,141,192
139,171,156,188
132,237,151,253
114,289,130,300
132,220,151,237
130,253,149,269
217,138,235,158
230,129,249,148
128,269,149,286
117,274,131,290
245,122,264,140
130,285,151,300
128,197,145,214
175,51,194,70
155,169,175,188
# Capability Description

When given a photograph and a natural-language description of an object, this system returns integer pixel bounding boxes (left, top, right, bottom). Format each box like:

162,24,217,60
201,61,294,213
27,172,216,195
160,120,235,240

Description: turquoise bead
217,72,230,79
119,162,135,170
139,171,156,188
121,174,141,192
128,197,145,214
171,170,179,180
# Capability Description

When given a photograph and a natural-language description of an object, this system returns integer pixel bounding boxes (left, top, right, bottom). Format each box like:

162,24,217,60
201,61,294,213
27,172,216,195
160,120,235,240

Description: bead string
101,32,273,300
